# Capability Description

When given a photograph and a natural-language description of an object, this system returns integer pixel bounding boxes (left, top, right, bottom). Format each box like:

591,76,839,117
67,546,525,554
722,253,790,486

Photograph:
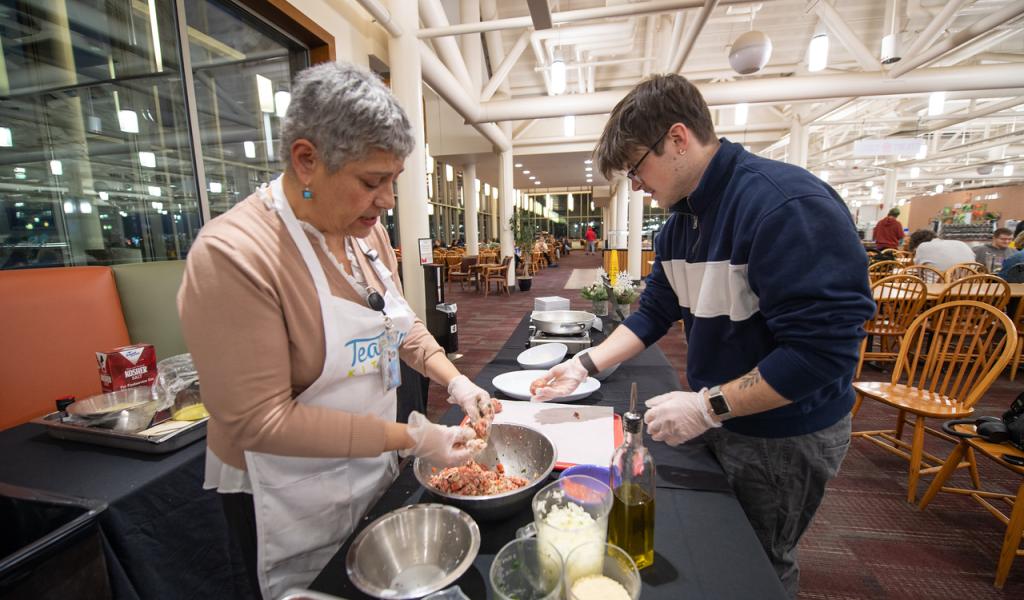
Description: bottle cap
623,410,642,434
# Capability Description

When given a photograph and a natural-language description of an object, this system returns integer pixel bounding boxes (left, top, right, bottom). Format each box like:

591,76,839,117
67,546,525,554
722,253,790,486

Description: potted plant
611,271,640,319
510,216,537,292
581,282,609,316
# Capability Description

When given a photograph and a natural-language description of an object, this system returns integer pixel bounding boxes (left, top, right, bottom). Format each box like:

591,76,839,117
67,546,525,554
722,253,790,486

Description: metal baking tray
31,412,208,454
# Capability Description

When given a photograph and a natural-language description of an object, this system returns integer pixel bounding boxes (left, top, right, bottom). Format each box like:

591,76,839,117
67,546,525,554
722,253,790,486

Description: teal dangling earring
302,185,313,200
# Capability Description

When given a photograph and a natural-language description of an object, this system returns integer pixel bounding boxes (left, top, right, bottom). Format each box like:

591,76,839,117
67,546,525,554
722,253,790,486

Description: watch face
709,394,729,415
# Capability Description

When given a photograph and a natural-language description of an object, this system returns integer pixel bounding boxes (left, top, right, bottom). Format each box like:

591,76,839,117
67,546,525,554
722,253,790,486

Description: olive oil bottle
609,383,656,569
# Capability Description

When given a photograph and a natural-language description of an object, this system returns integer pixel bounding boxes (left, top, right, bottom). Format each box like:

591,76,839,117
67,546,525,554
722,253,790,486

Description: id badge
380,319,402,391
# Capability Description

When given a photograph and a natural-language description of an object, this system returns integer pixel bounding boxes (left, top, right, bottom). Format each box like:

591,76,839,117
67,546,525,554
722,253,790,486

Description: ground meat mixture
429,461,528,496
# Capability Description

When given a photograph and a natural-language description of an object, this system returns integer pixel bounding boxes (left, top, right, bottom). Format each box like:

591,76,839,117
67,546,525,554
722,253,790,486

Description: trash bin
436,303,458,354
0,483,109,600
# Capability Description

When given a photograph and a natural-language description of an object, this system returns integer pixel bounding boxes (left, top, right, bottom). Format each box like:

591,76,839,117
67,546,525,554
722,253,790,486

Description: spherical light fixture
729,31,773,75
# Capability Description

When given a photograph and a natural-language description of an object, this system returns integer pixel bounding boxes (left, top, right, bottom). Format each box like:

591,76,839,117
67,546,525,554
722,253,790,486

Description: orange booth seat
0,266,131,430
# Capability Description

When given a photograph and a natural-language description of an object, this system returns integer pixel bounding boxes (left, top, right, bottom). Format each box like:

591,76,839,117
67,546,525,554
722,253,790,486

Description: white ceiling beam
481,0,512,98
481,31,531,102
473,63,1024,123
933,27,1021,68
416,0,776,39
888,2,1024,77
353,0,402,36
809,0,882,71
419,0,475,94
899,0,970,62
661,11,688,71
669,0,719,73
643,15,657,77
460,0,482,94
417,42,511,152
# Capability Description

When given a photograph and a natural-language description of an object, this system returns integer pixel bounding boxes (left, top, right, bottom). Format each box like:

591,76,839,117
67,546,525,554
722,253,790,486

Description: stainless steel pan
530,310,596,335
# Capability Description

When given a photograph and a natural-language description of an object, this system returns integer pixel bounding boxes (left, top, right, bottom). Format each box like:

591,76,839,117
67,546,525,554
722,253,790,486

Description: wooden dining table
874,282,1024,301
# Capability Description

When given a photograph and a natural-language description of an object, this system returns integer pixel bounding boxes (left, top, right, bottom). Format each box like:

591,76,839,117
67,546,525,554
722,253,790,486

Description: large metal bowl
531,310,596,336
414,423,557,520
346,503,479,599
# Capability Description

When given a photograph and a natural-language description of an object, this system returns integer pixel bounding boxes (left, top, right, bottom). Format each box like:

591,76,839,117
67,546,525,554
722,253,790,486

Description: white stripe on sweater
661,259,760,321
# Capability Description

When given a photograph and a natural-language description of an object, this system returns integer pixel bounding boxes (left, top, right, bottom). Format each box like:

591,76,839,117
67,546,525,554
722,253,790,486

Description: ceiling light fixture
139,151,156,168
550,58,567,95
910,166,920,178
563,114,575,137
928,91,946,117
256,75,275,113
729,30,773,75
274,91,291,118
49,160,63,176
118,110,139,134
243,141,256,159
734,103,749,126
1004,164,1015,177
935,183,944,193
807,32,829,72
515,163,523,168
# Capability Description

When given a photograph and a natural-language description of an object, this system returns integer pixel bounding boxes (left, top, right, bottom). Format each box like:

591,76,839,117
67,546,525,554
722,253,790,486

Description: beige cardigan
178,192,442,470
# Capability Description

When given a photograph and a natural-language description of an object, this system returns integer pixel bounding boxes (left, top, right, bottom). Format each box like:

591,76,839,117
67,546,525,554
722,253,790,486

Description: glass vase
591,299,609,317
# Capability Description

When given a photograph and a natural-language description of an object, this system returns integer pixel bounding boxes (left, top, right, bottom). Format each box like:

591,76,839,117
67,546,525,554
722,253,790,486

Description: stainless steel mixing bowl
345,503,479,599
414,423,557,520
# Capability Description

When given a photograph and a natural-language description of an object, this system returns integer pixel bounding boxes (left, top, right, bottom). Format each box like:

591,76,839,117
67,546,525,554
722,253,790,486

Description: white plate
516,343,568,369
492,370,600,402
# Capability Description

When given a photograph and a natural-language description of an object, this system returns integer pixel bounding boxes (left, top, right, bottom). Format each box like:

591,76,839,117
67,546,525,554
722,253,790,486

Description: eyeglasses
626,130,669,186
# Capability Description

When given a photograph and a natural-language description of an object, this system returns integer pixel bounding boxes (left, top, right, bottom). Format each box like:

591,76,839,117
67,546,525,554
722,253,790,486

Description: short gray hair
279,62,415,172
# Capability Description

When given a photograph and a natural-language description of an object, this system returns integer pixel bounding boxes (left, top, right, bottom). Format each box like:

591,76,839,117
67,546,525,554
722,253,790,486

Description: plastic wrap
154,353,206,420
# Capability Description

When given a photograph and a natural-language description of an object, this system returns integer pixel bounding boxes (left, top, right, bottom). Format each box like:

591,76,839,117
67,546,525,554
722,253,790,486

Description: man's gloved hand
644,389,721,445
400,411,476,467
447,375,491,422
529,357,588,402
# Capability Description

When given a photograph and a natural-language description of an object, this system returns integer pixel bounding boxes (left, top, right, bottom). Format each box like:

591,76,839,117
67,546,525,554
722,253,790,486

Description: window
0,0,310,270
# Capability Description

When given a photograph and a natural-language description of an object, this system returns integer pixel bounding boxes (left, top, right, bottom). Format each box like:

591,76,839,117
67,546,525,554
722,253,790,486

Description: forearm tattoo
737,368,762,391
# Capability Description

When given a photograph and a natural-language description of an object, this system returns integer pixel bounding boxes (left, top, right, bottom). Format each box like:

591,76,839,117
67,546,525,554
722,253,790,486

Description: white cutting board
492,400,616,468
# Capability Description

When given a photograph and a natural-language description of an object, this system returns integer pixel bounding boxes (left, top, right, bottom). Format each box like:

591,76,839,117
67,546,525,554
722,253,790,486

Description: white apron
245,177,414,599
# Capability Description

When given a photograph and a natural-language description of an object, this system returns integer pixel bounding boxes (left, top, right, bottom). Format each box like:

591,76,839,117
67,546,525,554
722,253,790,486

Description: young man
973,227,1015,271
873,207,904,250
909,229,975,272
530,74,875,598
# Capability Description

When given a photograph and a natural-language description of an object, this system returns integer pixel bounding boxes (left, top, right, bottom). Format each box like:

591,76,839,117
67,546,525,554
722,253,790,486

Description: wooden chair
918,426,1024,588
445,254,472,292
893,250,914,266
482,256,512,297
858,275,928,378
945,262,984,281
852,301,1017,503
936,273,1011,311
899,265,945,284
868,260,902,283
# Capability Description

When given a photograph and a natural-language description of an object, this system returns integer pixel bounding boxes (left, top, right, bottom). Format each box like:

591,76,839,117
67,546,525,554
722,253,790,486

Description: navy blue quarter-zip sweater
624,139,875,437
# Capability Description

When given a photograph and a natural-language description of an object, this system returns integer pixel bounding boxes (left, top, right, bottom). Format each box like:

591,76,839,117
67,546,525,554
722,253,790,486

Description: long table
0,423,251,599
311,315,786,599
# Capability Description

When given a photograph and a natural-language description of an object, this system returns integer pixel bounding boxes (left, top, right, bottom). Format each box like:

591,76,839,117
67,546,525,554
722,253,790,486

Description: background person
908,229,975,272
872,207,904,251
972,227,1015,271
178,62,490,599
530,74,874,598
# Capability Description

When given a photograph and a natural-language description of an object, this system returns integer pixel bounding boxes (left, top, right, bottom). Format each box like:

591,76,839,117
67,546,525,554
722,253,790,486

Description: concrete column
883,169,898,214
463,162,479,255
389,0,430,319
499,149,515,286
601,206,611,249
789,119,808,168
615,178,629,249
628,188,644,275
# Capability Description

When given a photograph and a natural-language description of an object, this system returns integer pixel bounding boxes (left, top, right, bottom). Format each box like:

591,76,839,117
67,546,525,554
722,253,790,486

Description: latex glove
644,389,721,446
529,357,588,402
400,411,477,467
447,375,491,422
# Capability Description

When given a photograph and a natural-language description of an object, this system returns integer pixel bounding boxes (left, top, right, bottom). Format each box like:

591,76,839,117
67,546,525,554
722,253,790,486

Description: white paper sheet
492,400,615,467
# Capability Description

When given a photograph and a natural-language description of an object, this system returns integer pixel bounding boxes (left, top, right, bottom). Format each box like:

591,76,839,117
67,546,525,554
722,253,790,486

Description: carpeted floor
428,249,1024,598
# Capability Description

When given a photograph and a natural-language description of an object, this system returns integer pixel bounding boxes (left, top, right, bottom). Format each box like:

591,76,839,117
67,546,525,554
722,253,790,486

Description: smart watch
707,385,732,420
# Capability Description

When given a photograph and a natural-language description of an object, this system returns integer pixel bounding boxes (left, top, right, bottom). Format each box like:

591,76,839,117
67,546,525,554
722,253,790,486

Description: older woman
178,62,491,599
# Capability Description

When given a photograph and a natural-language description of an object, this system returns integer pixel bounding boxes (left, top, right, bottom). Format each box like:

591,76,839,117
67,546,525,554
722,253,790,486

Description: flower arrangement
580,282,608,302
612,271,640,305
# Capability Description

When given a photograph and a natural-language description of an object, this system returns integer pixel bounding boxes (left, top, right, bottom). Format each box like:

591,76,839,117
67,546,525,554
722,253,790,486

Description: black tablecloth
311,315,786,599
0,424,247,600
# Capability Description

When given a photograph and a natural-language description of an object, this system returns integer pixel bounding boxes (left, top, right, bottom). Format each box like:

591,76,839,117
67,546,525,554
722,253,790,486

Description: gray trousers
703,414,851,598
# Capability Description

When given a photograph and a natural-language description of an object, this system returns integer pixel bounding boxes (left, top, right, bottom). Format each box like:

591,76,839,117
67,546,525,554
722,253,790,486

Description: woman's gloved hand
529,357,587,402
644,389,721,445
400,411,476,467
447,375,491,422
